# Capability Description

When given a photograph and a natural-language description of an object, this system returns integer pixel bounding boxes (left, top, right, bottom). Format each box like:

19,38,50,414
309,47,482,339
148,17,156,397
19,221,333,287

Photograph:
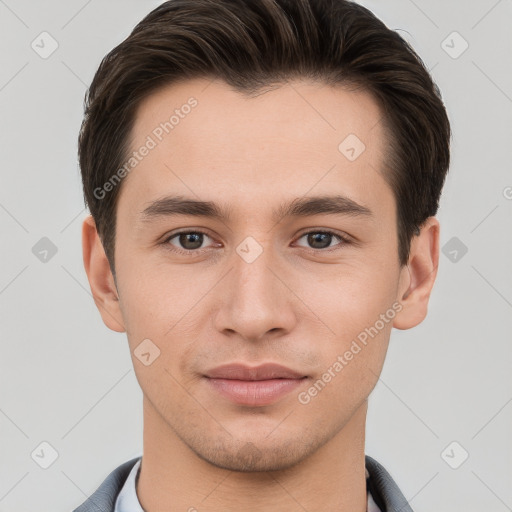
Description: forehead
132,77,384,155
119,77,392,224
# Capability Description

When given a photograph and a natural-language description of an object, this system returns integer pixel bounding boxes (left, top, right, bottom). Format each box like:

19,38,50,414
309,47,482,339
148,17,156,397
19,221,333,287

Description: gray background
0,0,511,510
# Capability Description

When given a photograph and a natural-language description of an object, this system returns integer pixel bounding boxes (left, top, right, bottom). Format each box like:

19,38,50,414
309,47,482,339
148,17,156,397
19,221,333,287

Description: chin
187,429,323,473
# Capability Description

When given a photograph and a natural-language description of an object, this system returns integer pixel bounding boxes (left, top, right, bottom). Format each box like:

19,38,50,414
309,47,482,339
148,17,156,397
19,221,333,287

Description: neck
137,397,368,512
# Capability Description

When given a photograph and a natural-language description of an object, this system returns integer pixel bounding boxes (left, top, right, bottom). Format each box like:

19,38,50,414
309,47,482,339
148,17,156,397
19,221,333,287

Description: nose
212,240,297,343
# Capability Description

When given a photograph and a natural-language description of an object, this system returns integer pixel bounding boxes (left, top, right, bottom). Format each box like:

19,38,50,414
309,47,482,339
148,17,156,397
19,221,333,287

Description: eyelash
161,229,352,256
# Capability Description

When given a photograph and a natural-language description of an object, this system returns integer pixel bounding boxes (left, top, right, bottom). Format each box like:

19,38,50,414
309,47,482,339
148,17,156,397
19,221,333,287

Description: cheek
296,302,394,416
295,258,399,332
116,257,211,362
294,262,398,386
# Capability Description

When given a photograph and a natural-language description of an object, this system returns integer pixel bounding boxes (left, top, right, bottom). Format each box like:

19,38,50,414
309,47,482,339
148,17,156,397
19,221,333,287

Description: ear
393,217,440,330
82,215,126,332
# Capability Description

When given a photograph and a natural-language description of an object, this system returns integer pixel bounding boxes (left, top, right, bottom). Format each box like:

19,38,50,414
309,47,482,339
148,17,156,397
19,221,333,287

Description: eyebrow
139,194,373,223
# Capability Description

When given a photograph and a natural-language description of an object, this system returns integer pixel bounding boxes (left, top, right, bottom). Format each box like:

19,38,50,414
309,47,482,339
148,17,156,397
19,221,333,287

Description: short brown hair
78,0,450,273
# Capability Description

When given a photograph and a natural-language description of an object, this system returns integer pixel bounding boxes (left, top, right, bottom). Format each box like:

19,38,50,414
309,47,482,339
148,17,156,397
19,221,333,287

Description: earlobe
82,215,126,333
392,217,440,330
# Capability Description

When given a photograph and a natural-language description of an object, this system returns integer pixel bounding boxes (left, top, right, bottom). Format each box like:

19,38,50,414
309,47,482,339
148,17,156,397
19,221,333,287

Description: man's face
110,78,409,471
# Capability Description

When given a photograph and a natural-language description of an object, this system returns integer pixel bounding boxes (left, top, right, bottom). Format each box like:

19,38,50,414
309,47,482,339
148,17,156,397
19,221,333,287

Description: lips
204,363,305,380
204,363,308,406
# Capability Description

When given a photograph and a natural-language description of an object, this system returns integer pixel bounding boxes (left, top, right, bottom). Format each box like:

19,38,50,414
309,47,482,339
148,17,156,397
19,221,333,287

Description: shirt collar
114,457,382,512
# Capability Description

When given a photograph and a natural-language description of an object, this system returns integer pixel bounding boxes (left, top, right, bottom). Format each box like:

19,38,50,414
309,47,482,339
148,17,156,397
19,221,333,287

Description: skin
82,78,439,511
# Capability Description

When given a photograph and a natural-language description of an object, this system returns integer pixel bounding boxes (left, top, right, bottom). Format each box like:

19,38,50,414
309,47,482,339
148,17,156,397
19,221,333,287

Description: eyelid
161,227,354,255
293,228,352,251
162,228,217,255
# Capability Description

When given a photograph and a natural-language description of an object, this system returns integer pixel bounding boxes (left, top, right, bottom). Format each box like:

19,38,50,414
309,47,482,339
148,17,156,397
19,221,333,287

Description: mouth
203,363,308,406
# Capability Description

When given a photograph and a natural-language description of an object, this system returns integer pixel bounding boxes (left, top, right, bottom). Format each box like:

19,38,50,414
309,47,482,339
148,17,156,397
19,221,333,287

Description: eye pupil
308,232,332,249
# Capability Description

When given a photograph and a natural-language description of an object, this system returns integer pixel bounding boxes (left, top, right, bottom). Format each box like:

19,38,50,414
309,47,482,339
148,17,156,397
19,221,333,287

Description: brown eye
295,230,349,251
165,231,213,252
